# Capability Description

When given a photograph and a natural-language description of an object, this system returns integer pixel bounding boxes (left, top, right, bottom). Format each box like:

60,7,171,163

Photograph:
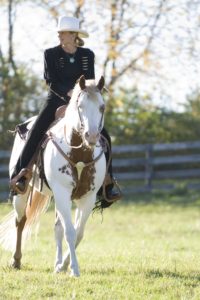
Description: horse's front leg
54,214,64,268
55,206,81,272
54,207,80,271
53,186,79,277
11,194,27,269
57,195,96,273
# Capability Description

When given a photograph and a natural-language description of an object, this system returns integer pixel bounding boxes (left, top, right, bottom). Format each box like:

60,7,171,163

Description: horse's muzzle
84,131,100,147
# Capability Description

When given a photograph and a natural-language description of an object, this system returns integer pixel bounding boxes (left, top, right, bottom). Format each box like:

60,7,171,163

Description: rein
76,90,104,134
49,86,69,103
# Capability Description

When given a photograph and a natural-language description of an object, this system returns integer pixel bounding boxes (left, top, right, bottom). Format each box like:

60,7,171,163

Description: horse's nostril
85,132,89,138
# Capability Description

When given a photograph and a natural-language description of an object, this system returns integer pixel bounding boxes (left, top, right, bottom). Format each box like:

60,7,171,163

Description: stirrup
10,168,32,195
103,175,122,203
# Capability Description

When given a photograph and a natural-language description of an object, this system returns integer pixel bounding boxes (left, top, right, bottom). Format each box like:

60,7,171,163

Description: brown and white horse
0,76,106,277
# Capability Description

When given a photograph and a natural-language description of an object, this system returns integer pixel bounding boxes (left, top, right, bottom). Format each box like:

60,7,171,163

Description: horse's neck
64,104,80,136
63,104,95,158
51,112,102,165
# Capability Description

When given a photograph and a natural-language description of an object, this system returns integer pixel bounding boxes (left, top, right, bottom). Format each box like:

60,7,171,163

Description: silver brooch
69,57,75,63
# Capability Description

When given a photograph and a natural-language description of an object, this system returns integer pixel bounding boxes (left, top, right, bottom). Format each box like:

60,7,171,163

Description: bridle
76,89,104,134
50,86,104,134
65,89,104,149
50,86,105,148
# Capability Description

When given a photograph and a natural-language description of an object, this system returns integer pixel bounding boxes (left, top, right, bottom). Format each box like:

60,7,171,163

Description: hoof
54,260,69,273
54,263,65,273
10,258,21,269
70,272,80,278
70,270,80,277
54,260,62,269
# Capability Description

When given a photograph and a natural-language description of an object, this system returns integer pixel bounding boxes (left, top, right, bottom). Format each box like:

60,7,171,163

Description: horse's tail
0,190,51,252
23,189,51,245
0,210,17,251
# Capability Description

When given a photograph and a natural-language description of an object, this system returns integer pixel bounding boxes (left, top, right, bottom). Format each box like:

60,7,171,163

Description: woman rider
10,16,121,203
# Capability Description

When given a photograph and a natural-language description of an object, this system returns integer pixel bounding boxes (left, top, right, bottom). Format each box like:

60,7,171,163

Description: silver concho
69,57,75,63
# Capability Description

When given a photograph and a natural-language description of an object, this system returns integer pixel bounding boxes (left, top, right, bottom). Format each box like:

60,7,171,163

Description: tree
0,0,41,149
106,86,200,145
9,0,200,110
1,0,200,146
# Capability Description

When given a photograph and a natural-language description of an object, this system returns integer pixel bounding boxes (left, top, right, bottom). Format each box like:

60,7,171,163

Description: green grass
1,191,200,299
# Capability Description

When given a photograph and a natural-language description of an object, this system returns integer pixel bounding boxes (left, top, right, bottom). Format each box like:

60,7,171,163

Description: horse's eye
99,105,105,113
78,104,83,111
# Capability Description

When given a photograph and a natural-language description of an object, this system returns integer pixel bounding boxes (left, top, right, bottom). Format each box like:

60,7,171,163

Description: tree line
1,0,200,149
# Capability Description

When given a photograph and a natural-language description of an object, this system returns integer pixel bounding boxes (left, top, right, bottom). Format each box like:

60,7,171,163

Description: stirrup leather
10,168,32,195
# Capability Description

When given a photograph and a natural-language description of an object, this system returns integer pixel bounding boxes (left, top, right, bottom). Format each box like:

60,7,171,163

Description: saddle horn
79,75,86,90
97,76,105,91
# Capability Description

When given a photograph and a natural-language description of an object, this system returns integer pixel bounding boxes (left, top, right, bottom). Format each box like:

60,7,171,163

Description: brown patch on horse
69,130,96,199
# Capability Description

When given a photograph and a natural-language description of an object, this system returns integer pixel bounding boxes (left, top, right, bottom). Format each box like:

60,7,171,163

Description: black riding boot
97,128,122,208
10,97,66,194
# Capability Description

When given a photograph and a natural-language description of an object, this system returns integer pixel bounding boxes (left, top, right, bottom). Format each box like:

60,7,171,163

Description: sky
1,1,200,112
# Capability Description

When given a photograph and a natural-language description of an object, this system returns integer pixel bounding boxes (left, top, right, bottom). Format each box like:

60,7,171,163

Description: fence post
145,145,153,190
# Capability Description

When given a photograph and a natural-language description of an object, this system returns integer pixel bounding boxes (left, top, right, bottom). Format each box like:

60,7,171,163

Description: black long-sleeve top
44,45,95,102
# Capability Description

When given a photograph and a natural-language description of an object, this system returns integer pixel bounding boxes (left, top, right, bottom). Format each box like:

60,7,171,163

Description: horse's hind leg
11,194,27,269
11,215,26,269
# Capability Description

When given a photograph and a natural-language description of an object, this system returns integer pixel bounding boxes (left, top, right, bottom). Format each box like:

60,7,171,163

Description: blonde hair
75,36,84,47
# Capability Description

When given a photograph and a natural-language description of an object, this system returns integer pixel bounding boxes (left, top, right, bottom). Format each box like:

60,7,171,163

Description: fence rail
1,140,200,200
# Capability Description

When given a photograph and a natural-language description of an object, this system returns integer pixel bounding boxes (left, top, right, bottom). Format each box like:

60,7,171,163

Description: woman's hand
67,89,73,97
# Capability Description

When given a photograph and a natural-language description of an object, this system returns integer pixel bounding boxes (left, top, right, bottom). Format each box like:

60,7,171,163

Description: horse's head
69,75,105,148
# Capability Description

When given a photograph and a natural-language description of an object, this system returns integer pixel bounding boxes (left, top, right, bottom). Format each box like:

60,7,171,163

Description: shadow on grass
146,268,200,286
118,188,200,208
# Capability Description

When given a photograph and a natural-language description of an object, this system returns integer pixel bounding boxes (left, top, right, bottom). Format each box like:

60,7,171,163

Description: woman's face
58,31,77,46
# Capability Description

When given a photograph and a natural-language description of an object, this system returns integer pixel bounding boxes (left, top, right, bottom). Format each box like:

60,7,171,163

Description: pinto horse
0,76,106,277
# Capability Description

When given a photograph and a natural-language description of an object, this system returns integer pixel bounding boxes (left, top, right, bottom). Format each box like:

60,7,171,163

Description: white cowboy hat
56,16,89,38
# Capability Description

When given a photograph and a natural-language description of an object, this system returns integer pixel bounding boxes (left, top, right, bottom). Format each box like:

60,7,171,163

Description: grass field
1,191,200,299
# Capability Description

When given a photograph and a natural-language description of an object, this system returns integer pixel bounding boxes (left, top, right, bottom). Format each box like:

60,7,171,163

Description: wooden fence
112,140,200,194
0,150,11,201
1,140,200,200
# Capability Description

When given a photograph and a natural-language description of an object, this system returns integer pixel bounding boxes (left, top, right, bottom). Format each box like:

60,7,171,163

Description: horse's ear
97,76,105,91
79,75,86,90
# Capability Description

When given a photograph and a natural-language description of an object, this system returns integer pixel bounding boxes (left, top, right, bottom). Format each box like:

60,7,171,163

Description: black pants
11,97,113,179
